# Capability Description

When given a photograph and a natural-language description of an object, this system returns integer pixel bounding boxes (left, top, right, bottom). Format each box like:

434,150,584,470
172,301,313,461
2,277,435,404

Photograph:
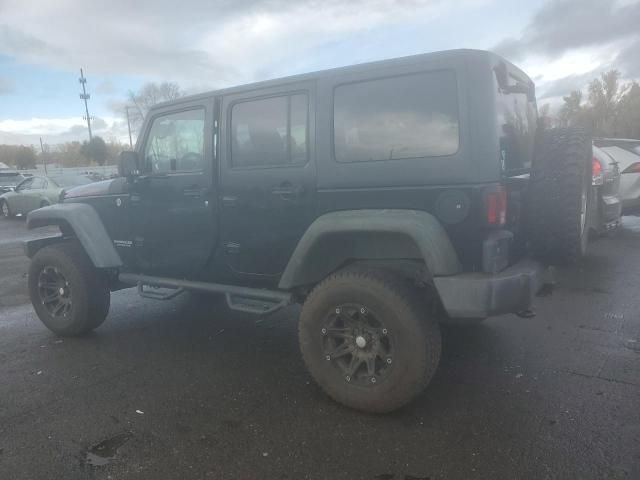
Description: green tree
14,146,37,170
80,136,108,166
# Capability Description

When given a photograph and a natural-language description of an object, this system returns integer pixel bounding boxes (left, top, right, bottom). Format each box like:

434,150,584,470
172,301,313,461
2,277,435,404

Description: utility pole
125,106,133,148
78,68,93,141
39,137,47,174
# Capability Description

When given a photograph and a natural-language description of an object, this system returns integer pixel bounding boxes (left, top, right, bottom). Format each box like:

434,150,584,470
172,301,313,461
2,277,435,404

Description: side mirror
118,151,139,178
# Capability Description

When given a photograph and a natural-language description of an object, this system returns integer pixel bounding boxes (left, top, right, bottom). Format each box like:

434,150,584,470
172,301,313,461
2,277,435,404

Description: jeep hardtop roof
149,49,532,113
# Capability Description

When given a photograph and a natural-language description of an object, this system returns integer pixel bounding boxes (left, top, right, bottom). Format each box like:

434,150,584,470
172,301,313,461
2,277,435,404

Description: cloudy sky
0,0,639,146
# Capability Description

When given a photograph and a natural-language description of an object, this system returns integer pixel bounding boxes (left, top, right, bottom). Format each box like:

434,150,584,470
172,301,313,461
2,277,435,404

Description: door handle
183,186,203,197
272,182,303,200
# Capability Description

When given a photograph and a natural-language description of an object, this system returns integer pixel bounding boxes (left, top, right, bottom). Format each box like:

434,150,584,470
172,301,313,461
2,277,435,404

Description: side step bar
118,273,293,315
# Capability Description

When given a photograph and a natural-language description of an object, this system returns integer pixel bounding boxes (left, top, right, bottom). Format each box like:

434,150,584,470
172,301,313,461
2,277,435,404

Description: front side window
144,109,205,174
334,70,459,163
231,93,308,167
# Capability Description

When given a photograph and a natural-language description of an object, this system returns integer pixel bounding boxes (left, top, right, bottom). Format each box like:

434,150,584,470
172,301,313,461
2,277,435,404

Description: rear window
333,70,459,163
494,70,537,172
0,173,24,186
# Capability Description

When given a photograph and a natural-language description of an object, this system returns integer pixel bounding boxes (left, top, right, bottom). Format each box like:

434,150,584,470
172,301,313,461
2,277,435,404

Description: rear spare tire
299,267,441,413
529,127,592,264
28,241,111,336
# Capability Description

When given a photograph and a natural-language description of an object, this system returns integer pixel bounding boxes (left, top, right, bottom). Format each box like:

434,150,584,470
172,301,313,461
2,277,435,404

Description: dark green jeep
24,49,593,413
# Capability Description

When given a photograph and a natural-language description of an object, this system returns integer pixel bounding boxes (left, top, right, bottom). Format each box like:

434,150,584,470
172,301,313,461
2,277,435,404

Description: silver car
595,139,640,213
0,175,92,218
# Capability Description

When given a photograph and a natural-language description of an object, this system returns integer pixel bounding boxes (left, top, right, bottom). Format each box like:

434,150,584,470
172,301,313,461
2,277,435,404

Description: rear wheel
529,127,593,264
299,267,441,413
28,241,111,336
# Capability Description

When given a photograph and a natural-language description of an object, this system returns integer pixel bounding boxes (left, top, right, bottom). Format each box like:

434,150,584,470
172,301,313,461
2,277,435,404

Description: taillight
592,157,603,185
485,186,507,226
622,162,640,174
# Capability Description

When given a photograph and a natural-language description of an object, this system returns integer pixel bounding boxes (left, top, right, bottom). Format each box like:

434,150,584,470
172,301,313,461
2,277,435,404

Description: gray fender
25,203,122,268
278,209,461,289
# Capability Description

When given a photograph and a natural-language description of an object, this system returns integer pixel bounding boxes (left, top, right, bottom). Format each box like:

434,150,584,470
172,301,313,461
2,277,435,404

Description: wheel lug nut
325,355,331,361
386,358,392,364
335,307,341,314
360,307,366,314
345,375,351,382
371,377,376,384
321,328,327,335
382,328,388,335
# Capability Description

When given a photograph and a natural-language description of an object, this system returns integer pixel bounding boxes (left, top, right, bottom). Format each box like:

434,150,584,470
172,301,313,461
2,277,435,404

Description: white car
595,139,640,213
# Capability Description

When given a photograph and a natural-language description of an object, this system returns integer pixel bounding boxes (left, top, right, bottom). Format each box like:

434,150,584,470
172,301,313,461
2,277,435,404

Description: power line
78,68,93,141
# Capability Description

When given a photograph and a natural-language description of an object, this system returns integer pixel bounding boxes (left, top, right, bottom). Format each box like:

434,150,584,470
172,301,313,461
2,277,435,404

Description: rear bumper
433,259,545,319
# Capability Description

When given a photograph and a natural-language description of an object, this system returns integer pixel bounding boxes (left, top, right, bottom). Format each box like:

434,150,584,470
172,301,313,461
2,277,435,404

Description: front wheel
28,241,111,336
299,267,441,413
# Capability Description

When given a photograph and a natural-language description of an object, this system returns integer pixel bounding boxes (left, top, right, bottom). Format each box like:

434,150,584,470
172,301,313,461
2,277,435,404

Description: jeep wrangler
24,50,592,413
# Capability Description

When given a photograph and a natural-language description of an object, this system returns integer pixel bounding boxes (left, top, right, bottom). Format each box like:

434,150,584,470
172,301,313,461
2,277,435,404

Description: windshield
0,174,24,186
50,175,93,188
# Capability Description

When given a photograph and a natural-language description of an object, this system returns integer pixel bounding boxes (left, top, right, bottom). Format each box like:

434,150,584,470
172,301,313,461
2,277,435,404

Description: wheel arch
278,209,462,290
25,203,122,268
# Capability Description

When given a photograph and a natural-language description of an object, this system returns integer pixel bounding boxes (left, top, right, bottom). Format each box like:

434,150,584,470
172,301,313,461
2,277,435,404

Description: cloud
0,0,476,88
0,76,15,95
0,116,131,145
95,80,115,95
494,0,640,62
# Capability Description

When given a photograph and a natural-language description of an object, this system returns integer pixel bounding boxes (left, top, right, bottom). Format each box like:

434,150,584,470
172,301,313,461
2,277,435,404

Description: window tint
334,71,459,163
231,94,308,167
144,109,205,174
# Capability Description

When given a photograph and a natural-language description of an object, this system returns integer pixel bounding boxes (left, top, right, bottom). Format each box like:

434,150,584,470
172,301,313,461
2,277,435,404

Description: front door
218,83,316,283
130,101,217,278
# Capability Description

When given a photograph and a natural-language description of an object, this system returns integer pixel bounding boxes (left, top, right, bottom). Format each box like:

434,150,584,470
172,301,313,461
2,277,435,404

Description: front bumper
433,259,545,319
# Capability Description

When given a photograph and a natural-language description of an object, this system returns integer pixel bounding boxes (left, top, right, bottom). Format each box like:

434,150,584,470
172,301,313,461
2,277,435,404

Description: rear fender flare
278,209,462,289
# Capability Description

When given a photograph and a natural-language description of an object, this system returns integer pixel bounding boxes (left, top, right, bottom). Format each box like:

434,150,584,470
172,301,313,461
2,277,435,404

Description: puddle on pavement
621,216,640,234
84,432,132,467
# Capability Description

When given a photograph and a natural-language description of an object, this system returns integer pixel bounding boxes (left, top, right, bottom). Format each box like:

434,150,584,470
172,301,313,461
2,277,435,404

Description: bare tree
127,82,184,128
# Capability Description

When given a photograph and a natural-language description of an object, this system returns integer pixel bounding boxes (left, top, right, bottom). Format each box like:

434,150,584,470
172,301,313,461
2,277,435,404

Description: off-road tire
28,241,111,336
1,200,14,218
299,267,441,413
529,127,592,264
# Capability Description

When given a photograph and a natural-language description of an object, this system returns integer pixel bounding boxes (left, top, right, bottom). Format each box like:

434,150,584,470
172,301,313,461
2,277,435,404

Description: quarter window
334,71,459,163
143,109,205,174
231,94,308,167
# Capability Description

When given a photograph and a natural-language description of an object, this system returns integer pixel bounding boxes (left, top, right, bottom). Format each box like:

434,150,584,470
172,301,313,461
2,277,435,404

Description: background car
590,145,622,235
595,139,640,213
0,171,25,194
0,174,92,218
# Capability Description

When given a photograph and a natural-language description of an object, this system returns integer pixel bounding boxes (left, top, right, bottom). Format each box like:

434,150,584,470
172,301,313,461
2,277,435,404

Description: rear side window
231,93,308,168
334,70,459,163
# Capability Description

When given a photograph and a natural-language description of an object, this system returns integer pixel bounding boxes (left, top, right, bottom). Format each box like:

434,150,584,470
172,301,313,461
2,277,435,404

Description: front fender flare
278,209,461,289
25,203,122,268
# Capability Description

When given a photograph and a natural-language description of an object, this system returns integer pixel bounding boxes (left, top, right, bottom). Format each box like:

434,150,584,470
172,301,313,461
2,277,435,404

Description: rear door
218,82,316,282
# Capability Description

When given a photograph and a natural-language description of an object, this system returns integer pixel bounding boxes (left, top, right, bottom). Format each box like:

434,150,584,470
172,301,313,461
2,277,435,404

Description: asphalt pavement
1,215,639,480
